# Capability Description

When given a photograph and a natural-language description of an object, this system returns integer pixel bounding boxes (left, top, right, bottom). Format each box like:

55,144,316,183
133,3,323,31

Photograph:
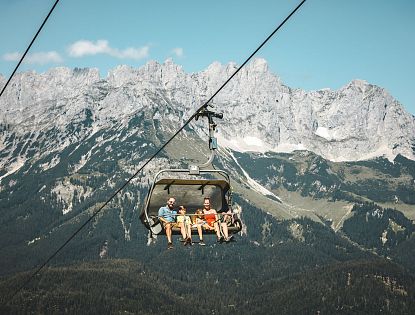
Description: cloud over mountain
68,40,149,60
2,51,63,65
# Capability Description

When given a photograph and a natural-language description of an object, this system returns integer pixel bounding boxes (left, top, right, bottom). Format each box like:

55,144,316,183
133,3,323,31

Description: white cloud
3,51,63,65
3,52,21,61
171,47,184,57
68,40,149,60
68,40,108,57
117,46,149,59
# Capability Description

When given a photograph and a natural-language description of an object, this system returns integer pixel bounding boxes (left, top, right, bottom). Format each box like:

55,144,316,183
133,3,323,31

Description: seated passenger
158,197,177,249
219,210,233,243
192,209,214,246
202,197,222,242
176,205,192,245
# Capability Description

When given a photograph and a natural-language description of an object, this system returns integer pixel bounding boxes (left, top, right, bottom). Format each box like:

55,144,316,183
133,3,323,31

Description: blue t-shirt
158,206,176,223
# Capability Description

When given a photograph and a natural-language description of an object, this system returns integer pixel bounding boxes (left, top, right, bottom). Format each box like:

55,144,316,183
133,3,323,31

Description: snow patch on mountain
218,135,270,153
315,127,332,140
227,149,282,203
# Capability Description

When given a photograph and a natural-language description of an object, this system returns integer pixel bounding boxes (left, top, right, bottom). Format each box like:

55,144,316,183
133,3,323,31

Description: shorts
206,218,216,227
219,213,232,225
162,221,178,228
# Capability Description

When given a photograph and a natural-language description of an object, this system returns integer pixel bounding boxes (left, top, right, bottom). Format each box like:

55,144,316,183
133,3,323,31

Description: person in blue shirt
158,197,177,249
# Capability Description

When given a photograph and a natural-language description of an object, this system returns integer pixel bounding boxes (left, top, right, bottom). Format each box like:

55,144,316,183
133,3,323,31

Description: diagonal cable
0,0,61,99
8,0,308,302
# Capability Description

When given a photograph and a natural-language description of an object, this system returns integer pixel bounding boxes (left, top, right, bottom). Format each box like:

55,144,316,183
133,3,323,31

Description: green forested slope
1,202,414,314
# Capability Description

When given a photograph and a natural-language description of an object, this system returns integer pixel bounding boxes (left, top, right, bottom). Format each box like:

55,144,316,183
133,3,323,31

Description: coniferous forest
1,199,414,314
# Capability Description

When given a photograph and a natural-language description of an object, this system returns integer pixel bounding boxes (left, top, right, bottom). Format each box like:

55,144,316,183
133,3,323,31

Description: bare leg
197,225,203,241
165,223,172,243
179,223,187,239
221,223,229,239
185,223,192,241
213,222,221,239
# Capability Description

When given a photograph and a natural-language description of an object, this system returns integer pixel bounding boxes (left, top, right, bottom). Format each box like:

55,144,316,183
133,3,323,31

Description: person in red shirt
202,197,223,242
192,209,215,246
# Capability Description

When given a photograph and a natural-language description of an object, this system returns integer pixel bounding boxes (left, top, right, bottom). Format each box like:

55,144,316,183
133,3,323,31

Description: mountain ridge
1,58,414,168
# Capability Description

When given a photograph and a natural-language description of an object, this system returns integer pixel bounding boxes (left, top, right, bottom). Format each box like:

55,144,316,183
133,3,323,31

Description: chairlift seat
140,176,242,235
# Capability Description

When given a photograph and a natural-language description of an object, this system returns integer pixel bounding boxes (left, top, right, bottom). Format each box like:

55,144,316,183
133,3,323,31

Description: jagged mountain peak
346,78,369,88
0,59,414,163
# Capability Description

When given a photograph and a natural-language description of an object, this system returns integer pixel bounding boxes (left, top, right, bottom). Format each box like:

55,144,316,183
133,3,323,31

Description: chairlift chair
139,107,242,236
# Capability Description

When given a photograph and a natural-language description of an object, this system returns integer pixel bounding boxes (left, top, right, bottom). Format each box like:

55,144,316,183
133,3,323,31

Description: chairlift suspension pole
195,108,223,167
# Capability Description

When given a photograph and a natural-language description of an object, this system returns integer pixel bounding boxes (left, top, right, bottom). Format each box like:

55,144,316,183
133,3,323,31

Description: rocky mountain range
1,58,414,180
0,59,414,313
1,57,414,249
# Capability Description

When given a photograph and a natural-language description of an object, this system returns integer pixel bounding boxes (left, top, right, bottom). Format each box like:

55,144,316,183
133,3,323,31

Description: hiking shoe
225,235,233,243
184,237,192,246
167,242,173,249
199,240,206,246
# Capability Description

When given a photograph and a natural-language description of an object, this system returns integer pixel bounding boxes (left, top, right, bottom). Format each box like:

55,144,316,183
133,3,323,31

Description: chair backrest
144,178,230,217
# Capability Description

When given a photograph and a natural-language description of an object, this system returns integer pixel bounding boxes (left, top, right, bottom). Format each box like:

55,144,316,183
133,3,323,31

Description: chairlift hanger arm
193,107,223,167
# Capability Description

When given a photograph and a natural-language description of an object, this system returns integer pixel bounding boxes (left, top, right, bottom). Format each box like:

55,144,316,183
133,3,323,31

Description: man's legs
165,223,172,244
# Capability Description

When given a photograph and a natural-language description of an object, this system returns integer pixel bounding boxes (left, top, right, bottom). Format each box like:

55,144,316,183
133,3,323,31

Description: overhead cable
0,0,61,99
8,0,308,302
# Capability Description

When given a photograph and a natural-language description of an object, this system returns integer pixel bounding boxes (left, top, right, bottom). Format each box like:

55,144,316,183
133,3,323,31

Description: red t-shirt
204,212,216,226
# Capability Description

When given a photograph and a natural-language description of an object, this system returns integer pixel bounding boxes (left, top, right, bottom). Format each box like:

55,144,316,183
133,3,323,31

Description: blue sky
1,0,414,115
